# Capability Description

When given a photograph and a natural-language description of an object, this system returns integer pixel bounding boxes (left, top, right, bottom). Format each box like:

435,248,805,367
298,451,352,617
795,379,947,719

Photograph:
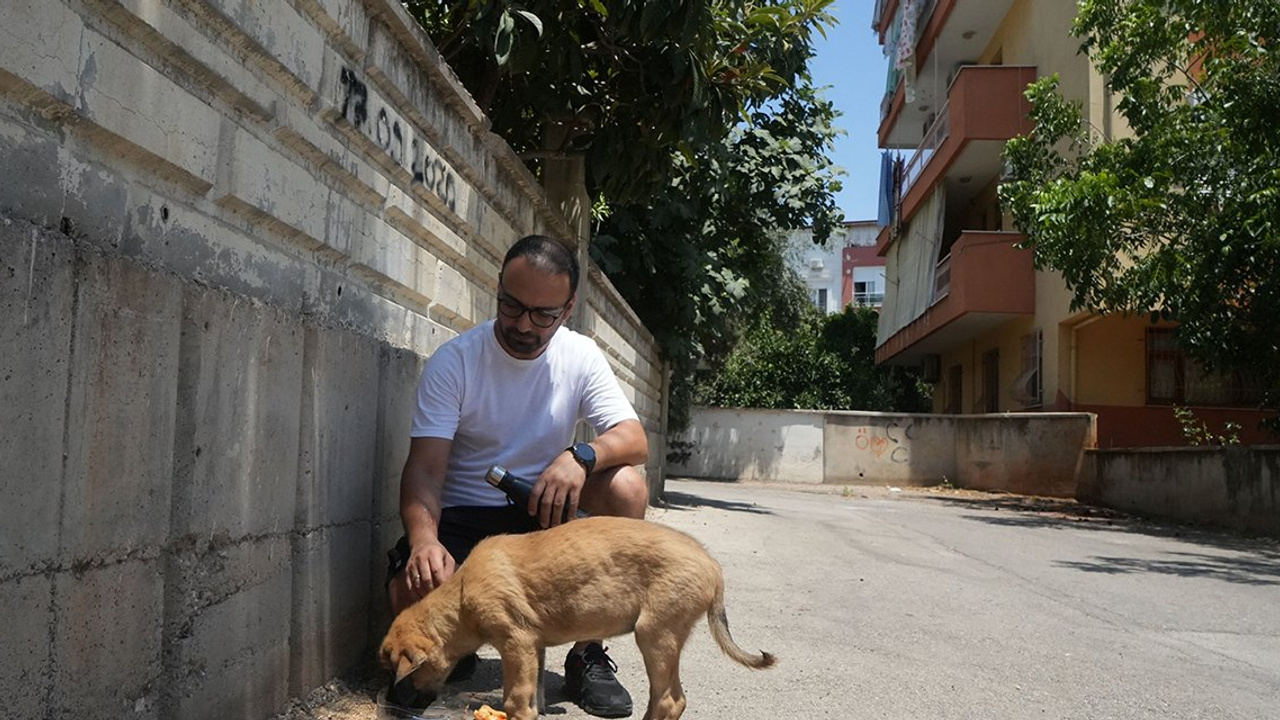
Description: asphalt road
281,480,1280,720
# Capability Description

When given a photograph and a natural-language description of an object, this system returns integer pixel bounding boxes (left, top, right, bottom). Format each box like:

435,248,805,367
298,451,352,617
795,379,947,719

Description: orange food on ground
473,704,507,720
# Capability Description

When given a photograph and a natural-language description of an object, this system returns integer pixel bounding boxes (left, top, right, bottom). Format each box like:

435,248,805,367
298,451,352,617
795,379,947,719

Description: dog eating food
380,516,776,720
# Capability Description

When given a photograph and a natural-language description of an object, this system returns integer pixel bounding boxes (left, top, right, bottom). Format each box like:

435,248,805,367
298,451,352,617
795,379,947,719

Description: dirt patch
907,486,1131,523
273,675,381,720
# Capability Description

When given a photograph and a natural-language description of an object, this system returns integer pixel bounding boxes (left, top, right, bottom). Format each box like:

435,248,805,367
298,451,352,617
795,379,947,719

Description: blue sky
808,0,888,222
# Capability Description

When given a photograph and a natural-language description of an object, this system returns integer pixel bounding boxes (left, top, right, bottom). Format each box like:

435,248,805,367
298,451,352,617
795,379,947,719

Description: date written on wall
339,67,459,214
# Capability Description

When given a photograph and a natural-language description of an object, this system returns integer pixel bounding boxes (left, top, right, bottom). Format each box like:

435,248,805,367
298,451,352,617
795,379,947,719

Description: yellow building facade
870,0,1273,446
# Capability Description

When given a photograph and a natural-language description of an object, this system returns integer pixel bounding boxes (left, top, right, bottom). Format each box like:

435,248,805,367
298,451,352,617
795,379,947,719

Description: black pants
385,504,543,583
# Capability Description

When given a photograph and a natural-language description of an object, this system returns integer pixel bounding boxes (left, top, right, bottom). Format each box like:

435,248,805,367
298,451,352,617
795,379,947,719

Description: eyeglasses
496,291,568,328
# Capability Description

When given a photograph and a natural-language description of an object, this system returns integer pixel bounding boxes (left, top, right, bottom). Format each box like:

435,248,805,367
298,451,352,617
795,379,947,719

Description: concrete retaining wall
670,408,828,483
674,409,1279,535
671,407,1096,497
0,2,664,719
1081,447,1280,536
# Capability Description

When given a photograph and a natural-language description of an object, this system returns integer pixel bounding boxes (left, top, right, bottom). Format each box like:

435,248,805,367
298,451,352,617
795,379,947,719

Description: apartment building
870,0,1272,446
842,220,887,308
788,220,886,313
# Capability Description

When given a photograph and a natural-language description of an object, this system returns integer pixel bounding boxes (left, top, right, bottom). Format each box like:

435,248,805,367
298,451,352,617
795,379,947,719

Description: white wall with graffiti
671,407,1096,498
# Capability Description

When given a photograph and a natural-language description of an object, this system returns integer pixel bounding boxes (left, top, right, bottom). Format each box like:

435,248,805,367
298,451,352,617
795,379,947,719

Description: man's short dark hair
501,234,580,293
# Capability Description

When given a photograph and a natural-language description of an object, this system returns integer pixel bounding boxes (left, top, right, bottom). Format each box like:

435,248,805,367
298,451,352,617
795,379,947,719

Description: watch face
574,443,596,470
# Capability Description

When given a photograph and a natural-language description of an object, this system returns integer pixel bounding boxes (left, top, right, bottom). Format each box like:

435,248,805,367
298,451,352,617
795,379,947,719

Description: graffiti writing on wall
853,423,911,464
339,67,459,214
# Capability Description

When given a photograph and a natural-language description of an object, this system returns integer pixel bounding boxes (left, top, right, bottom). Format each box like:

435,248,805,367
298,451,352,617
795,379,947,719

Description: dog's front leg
536,647,546,715
498,640,541,720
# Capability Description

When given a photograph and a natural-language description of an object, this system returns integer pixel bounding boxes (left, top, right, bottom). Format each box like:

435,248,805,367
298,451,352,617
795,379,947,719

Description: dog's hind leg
634,618,695,720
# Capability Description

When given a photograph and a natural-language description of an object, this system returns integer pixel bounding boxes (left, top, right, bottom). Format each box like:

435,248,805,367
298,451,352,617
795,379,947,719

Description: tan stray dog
380,516,776,720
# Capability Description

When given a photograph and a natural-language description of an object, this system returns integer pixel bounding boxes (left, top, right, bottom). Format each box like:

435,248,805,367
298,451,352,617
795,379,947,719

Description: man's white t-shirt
410,319,640,507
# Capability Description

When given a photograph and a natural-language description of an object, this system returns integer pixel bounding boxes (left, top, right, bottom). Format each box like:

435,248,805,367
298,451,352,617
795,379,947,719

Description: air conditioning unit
809,258,825,270
920,354,942,383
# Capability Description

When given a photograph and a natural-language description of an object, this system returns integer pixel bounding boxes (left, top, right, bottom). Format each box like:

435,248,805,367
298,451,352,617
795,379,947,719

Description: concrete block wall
0,1,664,719
953,414,1096,497
670,407,828,483
824,412,958,486
671,407,1097,497
1082,447,1280,536
574,264,669,482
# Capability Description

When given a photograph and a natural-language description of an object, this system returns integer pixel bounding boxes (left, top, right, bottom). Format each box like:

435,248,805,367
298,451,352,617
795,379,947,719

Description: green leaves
590,77,845,428
1000,0,1280,418
405,0,837,202
493,9,544,65
695,305,931,413
494,11,516,64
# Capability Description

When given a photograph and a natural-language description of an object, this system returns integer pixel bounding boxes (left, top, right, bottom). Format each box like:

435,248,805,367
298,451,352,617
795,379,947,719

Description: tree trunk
540,122,591,297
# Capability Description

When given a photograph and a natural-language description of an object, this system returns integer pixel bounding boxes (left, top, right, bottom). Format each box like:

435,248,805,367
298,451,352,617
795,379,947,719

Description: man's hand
396,436,453,611
531,450,588,527
399,539,457,603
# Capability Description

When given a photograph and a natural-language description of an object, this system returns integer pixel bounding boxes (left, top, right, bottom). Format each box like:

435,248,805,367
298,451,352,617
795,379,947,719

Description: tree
695,304,932,413
403,0,836,202
999,0,1280,422
592,80,845,428
404,0,846,428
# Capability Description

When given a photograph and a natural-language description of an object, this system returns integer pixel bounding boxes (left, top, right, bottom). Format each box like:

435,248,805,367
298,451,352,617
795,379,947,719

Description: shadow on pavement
1054,551,1280,585
439,656,579,716
919,491,1280,585
928,493,1136,529
657,489,775,515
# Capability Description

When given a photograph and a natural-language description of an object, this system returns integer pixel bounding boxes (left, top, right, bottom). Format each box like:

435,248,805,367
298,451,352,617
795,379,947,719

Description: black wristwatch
567,442,597,475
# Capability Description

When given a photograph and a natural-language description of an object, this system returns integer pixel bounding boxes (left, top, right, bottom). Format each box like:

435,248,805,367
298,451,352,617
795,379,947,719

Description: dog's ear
394,648,429,684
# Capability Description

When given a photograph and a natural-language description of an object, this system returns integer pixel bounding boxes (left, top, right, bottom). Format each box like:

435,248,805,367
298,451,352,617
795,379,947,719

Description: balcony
875,231,1034,365
854,291,886,308
878,66,1036,252
878,0,1018,149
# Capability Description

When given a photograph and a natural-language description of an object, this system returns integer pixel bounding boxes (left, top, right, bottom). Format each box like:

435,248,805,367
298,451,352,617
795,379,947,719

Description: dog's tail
707,584,777,670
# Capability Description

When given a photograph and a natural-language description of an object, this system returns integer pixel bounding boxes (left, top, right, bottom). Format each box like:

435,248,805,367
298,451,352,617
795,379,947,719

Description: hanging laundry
894,0,921,103
878,151,893,228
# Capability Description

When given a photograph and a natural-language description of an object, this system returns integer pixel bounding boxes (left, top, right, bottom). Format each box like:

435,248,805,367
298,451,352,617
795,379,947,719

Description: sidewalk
278,479,1280,720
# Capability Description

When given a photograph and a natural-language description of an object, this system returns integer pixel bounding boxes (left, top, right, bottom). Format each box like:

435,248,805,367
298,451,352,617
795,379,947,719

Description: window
945,364,963,413
852,267,887,306
853,281,884,307
1146,329,1182,405
1012,330,1043,407
981,349,1000,413
1146,328,1264,407
932,254,952,304
812,288,828,312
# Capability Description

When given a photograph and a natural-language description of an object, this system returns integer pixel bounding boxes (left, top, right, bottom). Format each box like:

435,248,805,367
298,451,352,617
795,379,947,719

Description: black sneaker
563,643,633,718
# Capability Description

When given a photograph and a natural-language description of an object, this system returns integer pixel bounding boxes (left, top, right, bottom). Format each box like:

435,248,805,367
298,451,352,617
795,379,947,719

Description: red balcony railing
895,65,1037,225
876,231,1034,365
901,99,951,202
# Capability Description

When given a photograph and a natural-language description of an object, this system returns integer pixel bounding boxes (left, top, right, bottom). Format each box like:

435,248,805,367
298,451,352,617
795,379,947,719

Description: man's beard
500,325,547,355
